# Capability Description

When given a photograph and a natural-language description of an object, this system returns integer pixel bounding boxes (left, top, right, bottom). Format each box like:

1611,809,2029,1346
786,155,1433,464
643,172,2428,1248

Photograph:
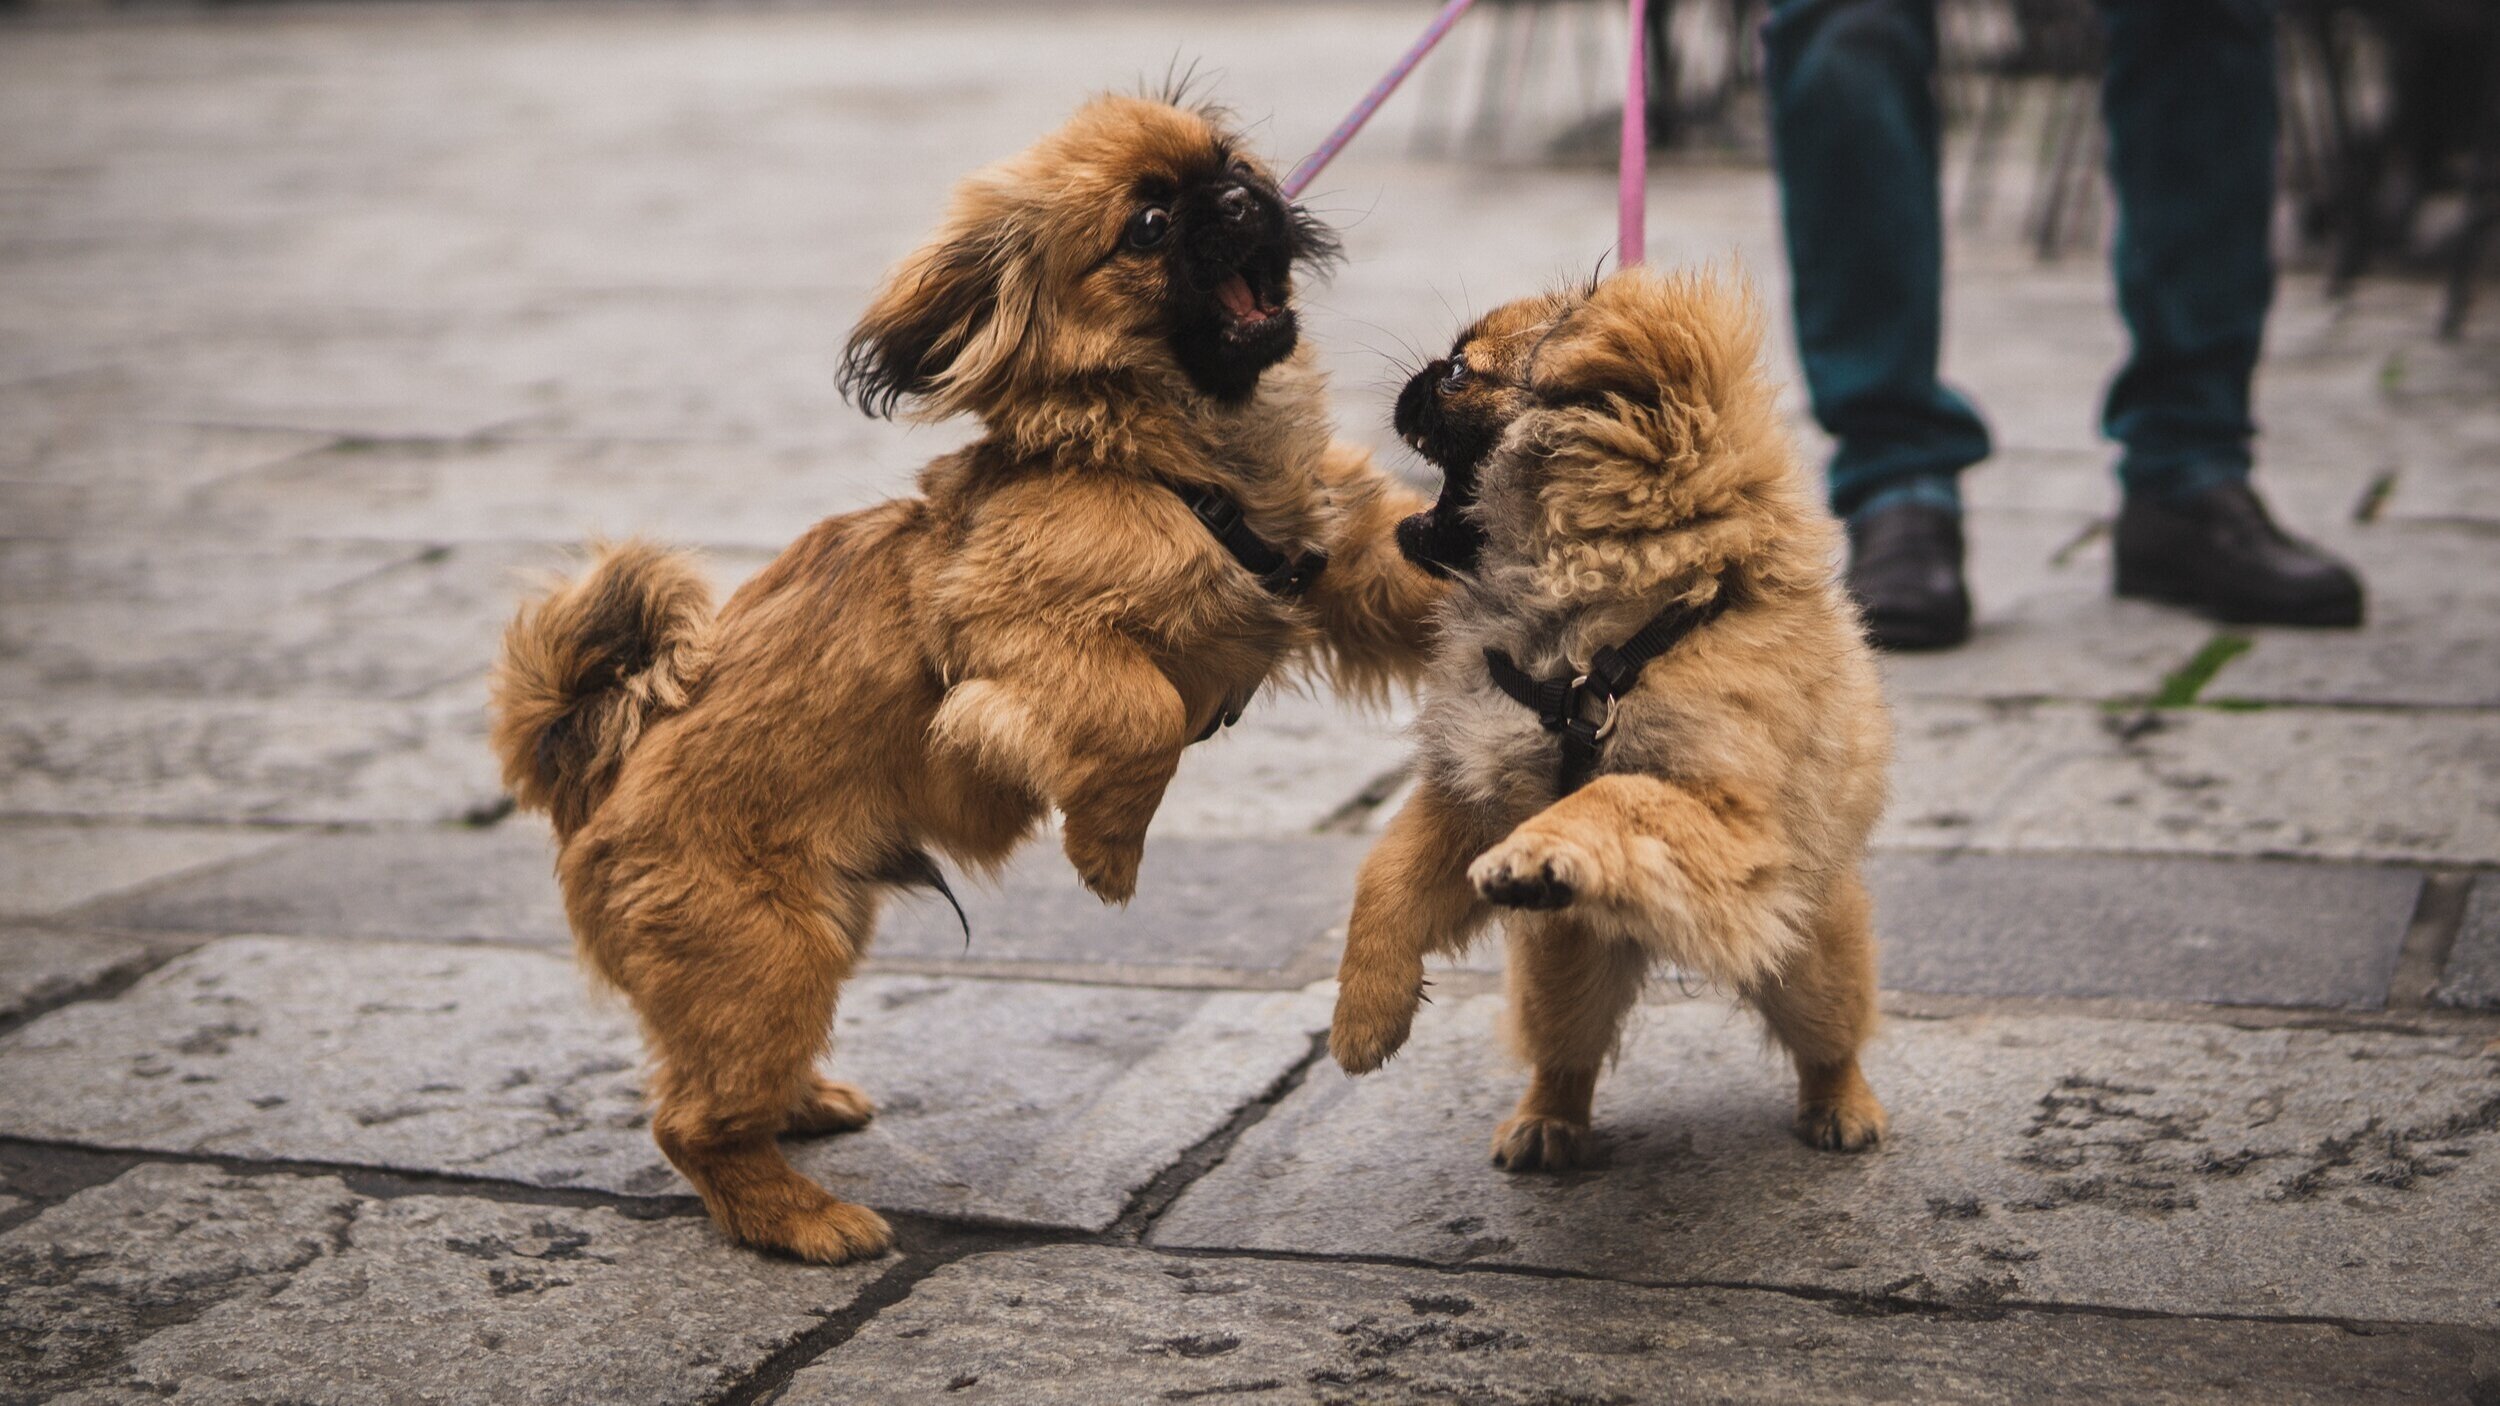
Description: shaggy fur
1328,267,1892,1170
488,96,1445,1263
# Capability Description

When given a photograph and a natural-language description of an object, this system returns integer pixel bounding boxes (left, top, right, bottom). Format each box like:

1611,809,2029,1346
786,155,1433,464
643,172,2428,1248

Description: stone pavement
3,2,2498,1401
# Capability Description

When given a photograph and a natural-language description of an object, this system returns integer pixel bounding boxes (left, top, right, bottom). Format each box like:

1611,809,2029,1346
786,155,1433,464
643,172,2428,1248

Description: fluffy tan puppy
1329,267,1891,1171
488,96,1444,1263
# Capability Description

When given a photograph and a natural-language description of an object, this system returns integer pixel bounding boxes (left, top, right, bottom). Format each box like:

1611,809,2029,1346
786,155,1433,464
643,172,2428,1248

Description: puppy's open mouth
1212,269,1291,344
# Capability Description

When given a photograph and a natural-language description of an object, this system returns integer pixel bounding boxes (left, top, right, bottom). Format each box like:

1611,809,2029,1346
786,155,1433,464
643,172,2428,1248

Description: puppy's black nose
1218,185,1254,224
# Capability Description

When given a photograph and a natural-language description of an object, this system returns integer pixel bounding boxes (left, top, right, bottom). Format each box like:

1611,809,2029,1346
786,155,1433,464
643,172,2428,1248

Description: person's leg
1764,0,1991,521
2098,0,2364,626
2097,0,2274,500
1766,0,1987,649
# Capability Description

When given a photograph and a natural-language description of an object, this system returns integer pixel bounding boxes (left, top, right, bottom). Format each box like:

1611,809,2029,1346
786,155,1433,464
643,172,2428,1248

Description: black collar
1484,581,1741,794
1165,480,1328,599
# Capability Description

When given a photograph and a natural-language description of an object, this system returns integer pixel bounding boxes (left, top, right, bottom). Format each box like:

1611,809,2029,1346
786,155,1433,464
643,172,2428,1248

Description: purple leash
1281,0,1649,265
1282,0,1482,198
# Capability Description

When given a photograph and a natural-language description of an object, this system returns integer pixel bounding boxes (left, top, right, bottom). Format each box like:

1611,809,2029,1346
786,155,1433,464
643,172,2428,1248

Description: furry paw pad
785,1077,876,1137
1795,1095,1888,1153
1469,836,1589,910
763,1201,895,1265
1491,1114,1596,1173
1064,831,1143,906
1330,981,1420,1075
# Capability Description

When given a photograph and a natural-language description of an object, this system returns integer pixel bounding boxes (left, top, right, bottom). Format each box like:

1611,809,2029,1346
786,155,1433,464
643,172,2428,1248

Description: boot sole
2113,562,2363,628
1861,607,1973,651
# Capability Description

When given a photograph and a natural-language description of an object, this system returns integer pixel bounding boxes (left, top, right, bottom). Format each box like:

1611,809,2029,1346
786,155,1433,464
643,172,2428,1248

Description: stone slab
1879,698,2101,851
1153,996,2500,1326
1869,506,2211,705
0,536,413,610
0,821,290,916
0,539,570,705
0,936,1329,1230
1867,852,2423,1008
0,693,505,826
192,435,909,553
2436,876,2500,1013
1,1161,364,1403
1,1162,878,1406
878,834,1366,970
1153,686,1414,838
0,412,338,538
75,821,573,948
781,1244,2498,1406
1884,698,2500,865
0,926,159,1025
81,823,1365,975
2209,523,2500,709
1292,853,2425,1003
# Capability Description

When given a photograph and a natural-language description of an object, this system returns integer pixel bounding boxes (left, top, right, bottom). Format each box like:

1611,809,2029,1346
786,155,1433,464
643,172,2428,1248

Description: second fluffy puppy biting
1333,267,1892,1173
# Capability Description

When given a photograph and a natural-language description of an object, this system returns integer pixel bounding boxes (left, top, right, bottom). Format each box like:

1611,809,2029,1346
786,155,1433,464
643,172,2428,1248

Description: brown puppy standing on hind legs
488,96,1446,1263
1330,267,1891,1170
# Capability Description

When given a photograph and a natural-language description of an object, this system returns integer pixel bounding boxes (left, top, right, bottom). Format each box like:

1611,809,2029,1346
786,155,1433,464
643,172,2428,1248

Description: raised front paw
1330,976,1422,1074
1063,826,1144,906
1468,831,1592,910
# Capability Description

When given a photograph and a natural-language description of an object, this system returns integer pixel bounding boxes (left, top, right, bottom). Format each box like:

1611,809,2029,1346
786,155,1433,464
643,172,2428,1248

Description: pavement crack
1139,1241,2479,1338
701,1224,1051,1406
0,937,184,1042
1107,1030,1329,1242
0,1136,699,1222
1313,763,1412,834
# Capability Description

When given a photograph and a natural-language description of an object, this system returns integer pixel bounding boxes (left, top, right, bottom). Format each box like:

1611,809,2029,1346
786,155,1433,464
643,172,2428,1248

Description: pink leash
1619,0,1648,265
1281,0,1648,266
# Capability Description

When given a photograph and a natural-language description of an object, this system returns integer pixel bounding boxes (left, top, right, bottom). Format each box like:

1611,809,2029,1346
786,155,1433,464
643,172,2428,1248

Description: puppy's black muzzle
1393,357,1491,579
1180,178,1292,295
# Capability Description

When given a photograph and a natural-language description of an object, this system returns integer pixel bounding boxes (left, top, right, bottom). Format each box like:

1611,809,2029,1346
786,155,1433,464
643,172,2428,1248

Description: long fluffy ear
839,219,1036,421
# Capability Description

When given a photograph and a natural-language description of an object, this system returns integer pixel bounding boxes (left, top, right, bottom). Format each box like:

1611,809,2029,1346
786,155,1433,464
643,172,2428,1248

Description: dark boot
1845,503,1972,650
2113,482,2364,627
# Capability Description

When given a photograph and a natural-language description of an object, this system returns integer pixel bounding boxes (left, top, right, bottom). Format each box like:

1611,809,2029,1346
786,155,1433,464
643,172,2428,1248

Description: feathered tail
488,540,715,839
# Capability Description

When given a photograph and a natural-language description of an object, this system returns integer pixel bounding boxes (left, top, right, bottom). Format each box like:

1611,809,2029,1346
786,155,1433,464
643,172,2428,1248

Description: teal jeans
1764,0,2281,517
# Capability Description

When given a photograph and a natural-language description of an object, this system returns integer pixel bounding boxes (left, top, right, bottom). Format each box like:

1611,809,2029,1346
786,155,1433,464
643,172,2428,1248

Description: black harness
1483,583,1739,795
1168,480,1329,599
1164,480,1329,742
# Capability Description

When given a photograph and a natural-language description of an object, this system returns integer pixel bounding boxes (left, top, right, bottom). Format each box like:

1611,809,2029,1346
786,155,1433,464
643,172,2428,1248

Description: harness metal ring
1566,674,1620,742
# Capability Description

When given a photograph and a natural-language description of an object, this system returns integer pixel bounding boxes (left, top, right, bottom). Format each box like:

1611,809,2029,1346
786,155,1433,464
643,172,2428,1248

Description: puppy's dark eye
1125,206,1173,251
1438,354,1470,396
1230,159,1257,181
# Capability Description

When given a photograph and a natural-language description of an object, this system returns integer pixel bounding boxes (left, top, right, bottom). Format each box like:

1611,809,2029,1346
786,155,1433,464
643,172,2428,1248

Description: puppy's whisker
1292,190,1382,231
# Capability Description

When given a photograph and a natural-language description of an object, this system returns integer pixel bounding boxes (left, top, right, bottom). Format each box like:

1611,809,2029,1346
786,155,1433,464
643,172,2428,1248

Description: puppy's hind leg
1493,917,1645,1173
641,878,894,1264
1330,782,1496,1074
1749,870,1886,1152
